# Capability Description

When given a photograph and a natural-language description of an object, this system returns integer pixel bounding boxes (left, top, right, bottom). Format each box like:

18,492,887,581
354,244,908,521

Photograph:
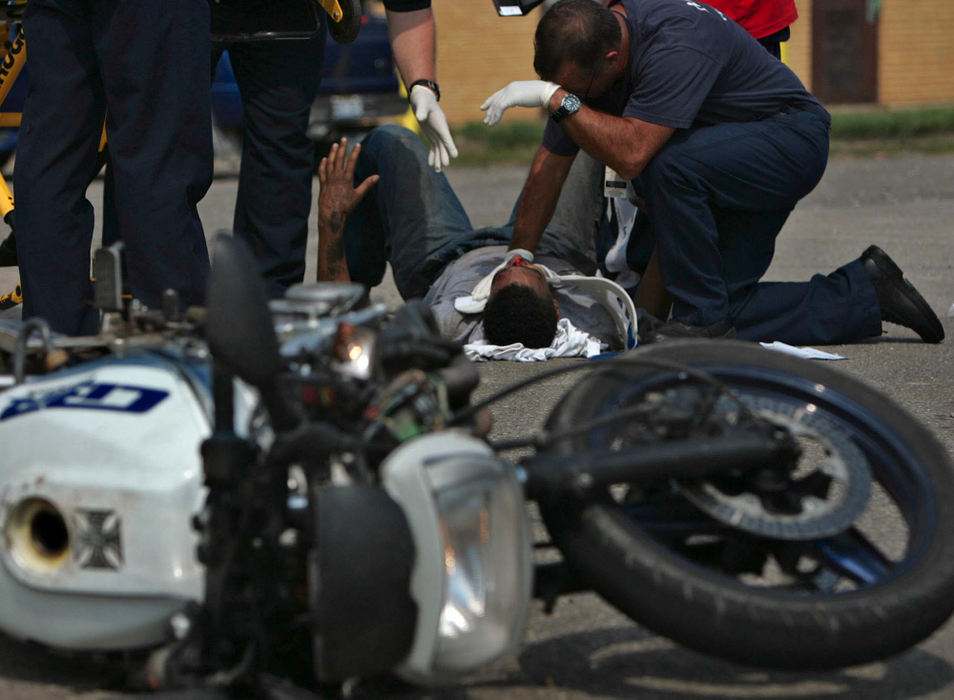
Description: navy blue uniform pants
15,0,213,336
214,31,325,299
634,107,882,345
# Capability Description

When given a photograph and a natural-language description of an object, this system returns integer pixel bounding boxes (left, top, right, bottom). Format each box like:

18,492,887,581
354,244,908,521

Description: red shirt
704,0,798,39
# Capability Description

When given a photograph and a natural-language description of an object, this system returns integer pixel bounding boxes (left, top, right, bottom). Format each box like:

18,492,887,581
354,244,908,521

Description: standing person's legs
634,110,829,328
15,0,104,335
757,27,790,60
96,0,212,312
229,32,325,299
343,125,477,299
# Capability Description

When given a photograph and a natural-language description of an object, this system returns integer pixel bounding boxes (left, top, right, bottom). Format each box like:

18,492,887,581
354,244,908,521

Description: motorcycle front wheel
538,340,954,669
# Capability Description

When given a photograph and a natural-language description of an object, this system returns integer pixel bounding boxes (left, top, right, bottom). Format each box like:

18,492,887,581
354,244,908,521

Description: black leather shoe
861,245,944,343
647,319,738,344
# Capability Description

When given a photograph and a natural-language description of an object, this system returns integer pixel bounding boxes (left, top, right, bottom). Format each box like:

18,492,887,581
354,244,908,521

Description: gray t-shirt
424,245,620,347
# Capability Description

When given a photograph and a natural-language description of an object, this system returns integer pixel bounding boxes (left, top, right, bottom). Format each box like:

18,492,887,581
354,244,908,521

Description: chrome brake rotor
677,401,873,541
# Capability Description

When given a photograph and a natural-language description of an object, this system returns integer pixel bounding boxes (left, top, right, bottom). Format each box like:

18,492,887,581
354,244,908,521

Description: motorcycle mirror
206,233,283,391
492,0,546,16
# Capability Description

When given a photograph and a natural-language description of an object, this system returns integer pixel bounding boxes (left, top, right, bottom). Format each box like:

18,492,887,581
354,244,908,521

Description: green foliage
457,120,545,147
830,105,954,140
453,120,546,165
447,107,954,165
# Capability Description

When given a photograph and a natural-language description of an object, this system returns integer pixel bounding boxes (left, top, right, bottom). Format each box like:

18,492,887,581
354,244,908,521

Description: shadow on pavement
511,626,954,699
0,635,128,693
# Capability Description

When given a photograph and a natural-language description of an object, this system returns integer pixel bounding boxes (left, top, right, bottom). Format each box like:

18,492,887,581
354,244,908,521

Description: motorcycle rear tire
538,340,954,670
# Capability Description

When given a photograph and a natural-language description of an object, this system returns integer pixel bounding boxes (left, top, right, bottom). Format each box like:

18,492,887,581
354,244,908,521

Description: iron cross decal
73,509,123,570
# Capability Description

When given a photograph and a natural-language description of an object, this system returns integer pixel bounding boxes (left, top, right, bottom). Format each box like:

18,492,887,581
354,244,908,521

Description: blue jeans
16,0,212,335
345,125,600,299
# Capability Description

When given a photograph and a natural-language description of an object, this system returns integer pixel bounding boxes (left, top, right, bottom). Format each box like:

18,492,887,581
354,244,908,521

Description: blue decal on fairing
0,381,169,421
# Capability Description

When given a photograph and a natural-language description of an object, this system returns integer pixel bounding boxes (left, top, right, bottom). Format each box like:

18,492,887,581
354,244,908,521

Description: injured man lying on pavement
316,125,943,359
315,125,637,361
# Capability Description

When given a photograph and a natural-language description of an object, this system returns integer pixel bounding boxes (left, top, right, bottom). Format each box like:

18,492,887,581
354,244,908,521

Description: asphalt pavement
0,150,952,699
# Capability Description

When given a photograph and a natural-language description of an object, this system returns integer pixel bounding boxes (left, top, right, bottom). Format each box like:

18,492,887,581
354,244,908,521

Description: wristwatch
551,93,581,123
408,79,440,101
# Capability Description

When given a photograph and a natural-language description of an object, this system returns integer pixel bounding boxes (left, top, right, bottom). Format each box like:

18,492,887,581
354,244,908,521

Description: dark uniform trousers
633,106,883,345
213,31,326,299
15,0,213,336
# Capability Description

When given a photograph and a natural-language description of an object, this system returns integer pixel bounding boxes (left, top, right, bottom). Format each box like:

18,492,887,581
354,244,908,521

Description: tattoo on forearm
325,244,346,279
318,209,349,282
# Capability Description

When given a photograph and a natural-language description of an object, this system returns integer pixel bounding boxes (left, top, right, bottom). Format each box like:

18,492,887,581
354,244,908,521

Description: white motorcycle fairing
0,351,221,651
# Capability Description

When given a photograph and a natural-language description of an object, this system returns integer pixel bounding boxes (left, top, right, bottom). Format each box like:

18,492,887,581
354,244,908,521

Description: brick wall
784,2,812,92
879,0,954,105
432,0,542,127
430,0,954,127
749,0,954,106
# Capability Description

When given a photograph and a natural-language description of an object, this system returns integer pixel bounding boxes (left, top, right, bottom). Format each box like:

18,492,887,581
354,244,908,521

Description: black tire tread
539,340,954,669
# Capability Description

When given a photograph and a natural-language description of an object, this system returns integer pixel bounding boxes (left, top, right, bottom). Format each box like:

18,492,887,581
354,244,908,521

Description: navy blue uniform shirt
543,0,828,155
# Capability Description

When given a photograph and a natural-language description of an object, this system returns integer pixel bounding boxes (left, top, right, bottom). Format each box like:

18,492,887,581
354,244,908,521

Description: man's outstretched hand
318,138,379,227
317,138,378,283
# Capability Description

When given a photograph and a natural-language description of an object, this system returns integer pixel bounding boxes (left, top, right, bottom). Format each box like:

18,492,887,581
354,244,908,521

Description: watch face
563,94,582,113
552,93,582,123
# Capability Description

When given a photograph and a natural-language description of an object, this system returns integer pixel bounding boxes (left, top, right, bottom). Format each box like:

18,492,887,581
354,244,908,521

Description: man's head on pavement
483,258,559,348
533,0,624,100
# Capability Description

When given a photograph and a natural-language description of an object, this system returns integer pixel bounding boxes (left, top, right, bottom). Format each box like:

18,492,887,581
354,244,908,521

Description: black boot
861,245,944,343
647,318,738,344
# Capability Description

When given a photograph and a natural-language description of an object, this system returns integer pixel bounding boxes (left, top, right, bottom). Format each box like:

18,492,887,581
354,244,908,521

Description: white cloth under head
464,317,602,362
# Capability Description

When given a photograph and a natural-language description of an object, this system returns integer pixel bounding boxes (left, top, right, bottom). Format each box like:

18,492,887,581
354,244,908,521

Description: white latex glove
481,80,560,127
410,84,458,172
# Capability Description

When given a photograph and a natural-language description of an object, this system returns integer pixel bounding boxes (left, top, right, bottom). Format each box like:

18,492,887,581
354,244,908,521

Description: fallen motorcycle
0,235,953,694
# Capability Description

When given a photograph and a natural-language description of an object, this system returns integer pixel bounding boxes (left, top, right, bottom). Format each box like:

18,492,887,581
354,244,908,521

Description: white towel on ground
464,317,602,362
454,262,638,350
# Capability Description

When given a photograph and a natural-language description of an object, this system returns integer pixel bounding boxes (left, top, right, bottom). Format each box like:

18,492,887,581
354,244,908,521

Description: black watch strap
408,79,440,101
551,93,581,123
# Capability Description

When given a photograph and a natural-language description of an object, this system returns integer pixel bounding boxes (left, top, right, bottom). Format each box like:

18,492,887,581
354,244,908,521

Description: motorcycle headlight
382,432,532,684
331,321,376,380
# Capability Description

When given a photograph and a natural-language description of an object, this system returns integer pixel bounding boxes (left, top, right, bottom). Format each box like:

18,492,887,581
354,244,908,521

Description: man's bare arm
386,8,436,85
548,89,675,180
317,210,350,283
317,139,379,282
386,8,457,169
509,145,575,253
